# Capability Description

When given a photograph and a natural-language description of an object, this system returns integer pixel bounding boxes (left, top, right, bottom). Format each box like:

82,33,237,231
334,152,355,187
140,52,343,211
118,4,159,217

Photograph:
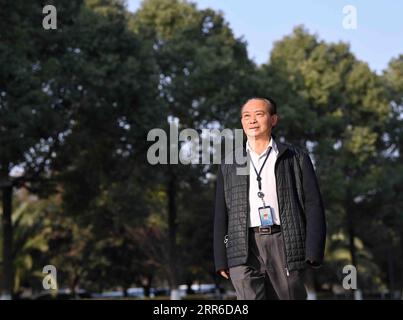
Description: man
214,97,326,300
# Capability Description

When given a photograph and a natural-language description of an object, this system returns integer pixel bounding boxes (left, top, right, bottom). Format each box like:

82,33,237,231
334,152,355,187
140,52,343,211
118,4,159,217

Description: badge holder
257,191,274,227
258,205,274,226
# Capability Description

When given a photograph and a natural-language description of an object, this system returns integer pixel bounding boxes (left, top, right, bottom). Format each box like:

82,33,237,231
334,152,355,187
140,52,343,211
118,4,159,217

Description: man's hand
219,269,230,279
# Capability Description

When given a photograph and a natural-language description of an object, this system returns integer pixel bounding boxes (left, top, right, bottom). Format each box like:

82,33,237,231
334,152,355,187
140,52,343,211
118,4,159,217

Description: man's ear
271,114,278,127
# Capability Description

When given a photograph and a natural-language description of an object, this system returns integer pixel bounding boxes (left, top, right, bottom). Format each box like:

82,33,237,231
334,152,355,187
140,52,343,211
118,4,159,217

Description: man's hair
241,97,277,115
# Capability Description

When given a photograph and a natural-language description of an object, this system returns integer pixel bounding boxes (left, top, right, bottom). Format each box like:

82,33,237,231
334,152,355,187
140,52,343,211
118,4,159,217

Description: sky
127,0,403,74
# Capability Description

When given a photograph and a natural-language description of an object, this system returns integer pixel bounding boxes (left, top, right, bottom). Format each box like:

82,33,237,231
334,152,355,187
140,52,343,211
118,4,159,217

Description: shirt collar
246,136,278,157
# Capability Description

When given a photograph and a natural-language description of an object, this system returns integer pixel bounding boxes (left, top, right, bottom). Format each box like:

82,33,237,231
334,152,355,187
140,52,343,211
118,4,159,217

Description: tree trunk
167,172,180,299
387,246,396,299
123,286,129,298
1,184,14,299
142,274,153,297
346,186,361,299
400,232,403,298
71,273,80,299
347,208,357,270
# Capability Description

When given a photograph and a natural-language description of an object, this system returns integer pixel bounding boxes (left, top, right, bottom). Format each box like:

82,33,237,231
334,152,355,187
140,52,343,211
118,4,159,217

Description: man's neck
248,136,271,155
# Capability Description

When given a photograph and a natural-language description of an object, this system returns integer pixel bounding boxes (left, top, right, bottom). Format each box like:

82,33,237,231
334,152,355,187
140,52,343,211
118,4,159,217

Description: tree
0,0,86,298
380,55,403,296
0,191,54,297
260,26,390,296
0,0,159,297
47,0,162,295
131,0,258,298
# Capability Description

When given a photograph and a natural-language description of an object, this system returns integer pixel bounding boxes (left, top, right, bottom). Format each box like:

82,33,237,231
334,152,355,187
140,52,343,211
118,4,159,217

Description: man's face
241,100,278,140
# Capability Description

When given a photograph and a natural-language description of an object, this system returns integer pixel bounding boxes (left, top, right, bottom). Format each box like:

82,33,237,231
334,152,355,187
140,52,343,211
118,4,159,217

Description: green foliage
1,0,403,297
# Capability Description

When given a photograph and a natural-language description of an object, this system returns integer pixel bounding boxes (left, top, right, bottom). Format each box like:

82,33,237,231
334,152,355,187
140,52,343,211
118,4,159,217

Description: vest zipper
275,152,290,277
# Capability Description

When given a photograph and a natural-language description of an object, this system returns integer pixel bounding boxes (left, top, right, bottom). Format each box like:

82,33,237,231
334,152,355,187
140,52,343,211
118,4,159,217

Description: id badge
258,206,274,226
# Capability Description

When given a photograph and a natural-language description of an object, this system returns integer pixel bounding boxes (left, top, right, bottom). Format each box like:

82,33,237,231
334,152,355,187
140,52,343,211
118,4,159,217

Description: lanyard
248,146,272,207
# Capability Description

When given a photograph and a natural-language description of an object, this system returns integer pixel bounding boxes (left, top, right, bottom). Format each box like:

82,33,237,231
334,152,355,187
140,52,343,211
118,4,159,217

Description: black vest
221,142,307,271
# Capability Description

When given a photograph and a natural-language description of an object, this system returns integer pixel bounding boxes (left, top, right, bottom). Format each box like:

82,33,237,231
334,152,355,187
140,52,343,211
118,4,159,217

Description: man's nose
249,117,257,124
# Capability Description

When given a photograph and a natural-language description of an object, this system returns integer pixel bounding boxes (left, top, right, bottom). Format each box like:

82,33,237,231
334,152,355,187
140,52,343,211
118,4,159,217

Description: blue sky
127,0,403,74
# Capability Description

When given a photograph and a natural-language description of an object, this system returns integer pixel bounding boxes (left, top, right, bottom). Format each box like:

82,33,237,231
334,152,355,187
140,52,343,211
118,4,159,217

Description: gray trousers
229,230,307,300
